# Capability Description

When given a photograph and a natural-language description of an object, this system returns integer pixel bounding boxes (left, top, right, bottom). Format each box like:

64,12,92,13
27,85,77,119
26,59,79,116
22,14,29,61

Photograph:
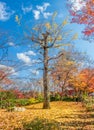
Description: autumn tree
0,70,12,85
0,31,24,91
0,30,33,89
27,14,78,109
0,32,14,86
51,49,80,97
76,68,94,92
68,0,94,39
69,67,94,101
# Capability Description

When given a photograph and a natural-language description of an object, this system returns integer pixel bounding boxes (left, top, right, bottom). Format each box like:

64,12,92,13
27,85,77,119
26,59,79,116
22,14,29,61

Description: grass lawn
0,101,94,130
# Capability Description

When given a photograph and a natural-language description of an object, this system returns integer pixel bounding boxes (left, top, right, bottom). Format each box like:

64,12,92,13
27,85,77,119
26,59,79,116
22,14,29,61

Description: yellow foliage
62,19,68,26
57,35,62,40
47,37,53,42
54,43,71,48
66,61,74,65
72,33,78,40
45,22,51,29
53,23,58,29
62,17,68,26
15,15,21,25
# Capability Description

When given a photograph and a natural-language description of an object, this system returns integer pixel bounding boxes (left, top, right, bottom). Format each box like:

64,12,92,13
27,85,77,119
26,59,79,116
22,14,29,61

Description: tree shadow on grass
14,116,94,130
14,105,94,130
56,112,94,129
60,120,94,128
15,118,62,130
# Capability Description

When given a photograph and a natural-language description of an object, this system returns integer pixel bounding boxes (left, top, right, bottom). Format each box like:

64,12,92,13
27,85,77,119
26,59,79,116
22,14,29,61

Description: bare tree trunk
43,46,50,109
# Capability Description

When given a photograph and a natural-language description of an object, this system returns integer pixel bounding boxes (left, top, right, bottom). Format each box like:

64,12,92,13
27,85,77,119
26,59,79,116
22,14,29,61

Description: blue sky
0,0,94,81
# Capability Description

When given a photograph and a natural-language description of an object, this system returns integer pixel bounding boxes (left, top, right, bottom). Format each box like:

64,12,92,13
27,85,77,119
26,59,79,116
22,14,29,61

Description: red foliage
13,89,24,99
68,0,94,36
68,90,74,96
23,90,39,99
0,70,12,85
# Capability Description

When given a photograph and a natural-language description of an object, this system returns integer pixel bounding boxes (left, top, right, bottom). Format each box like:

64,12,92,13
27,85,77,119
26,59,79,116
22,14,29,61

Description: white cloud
25,51,36,56
0,2,14,21
33,10,40,20
17,53,31,64
70,0,86,11
31,70,39,75
36,3,50,13
33,2,51,20
0,64,17,75
43,12,52,19
43,3,50,11
36,5,44,13
32,60,40,64
8,42,14,46
17,51,36,65
22,4,32,14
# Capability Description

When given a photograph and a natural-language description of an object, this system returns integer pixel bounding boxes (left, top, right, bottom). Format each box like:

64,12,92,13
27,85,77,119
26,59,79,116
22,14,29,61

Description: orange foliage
51,55,77,91
71,68,94,92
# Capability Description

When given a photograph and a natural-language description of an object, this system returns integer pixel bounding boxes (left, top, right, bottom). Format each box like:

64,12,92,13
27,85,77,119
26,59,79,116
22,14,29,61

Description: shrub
0,91,16,100
29,98,39,104
62,96,74,102
55,93,61,101
0,99,30,109
82,94,94,111
50,93,61,101
15,118,61,130
0,98,43,109
0,99,15,108
37,94,44,102
7,106,14,112
50,95,56,101
61,96,81,102
15,99,30,106
0,100,8,108
0,90,17,108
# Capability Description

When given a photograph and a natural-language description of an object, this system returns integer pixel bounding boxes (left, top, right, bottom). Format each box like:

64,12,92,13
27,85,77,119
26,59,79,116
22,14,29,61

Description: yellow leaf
53,23,58,29
72,33,78,40
48,37,53,42
62,19,67,26
66,61,74,65
57,35,62,40
54,43,71,48
45,22,51,29
52,12,58,19
62,17,68,26
15,15,21,25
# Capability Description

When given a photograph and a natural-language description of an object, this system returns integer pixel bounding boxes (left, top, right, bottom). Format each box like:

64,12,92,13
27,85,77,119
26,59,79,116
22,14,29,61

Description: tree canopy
68,0,94,38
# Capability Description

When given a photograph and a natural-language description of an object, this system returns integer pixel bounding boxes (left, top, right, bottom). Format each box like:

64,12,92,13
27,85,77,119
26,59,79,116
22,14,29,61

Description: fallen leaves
0,101,94,130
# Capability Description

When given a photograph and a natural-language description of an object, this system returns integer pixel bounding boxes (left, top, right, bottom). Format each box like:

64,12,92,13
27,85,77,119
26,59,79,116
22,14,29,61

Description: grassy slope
0,101,94,130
